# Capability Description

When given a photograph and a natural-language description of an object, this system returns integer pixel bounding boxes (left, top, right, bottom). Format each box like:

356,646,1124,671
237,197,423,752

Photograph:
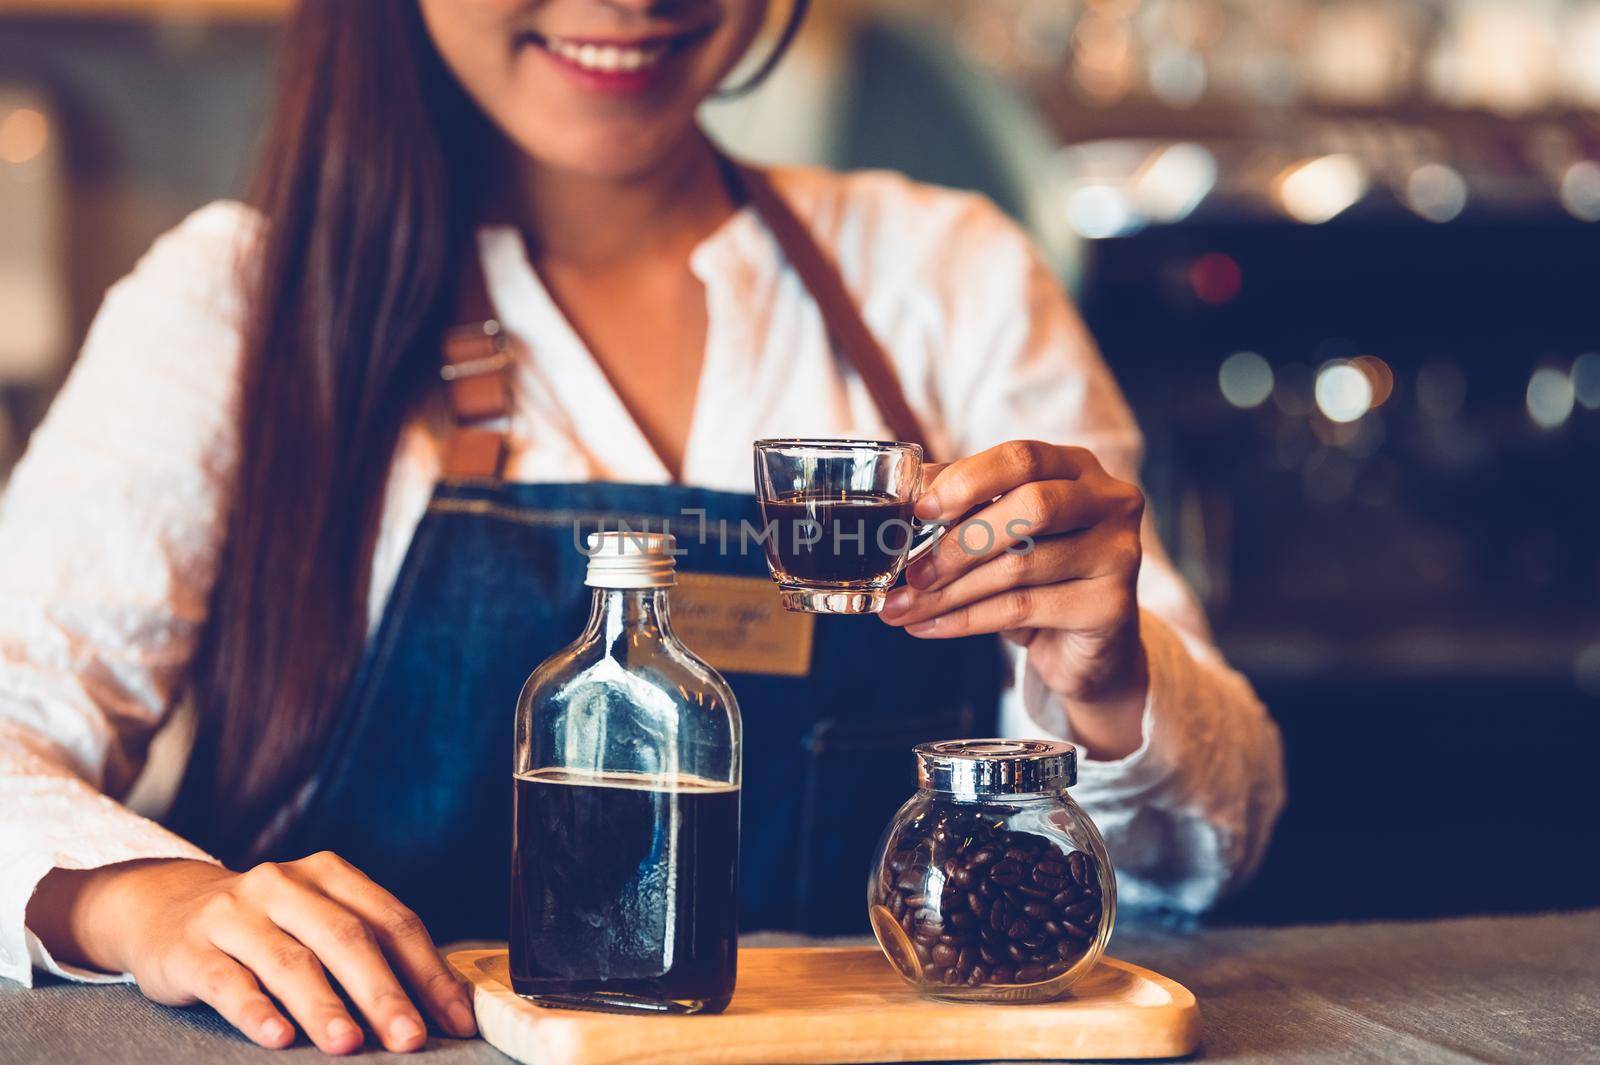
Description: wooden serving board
448,946,1199,1064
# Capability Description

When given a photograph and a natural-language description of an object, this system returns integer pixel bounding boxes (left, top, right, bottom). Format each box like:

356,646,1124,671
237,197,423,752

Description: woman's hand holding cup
880,440,1149,759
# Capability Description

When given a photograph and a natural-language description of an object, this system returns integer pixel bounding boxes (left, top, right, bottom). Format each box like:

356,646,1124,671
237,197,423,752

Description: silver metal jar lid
914,739,1077,796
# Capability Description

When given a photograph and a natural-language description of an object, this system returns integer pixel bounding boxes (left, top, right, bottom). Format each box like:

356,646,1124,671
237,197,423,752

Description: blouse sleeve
925,193,1286,914
0,202,255,986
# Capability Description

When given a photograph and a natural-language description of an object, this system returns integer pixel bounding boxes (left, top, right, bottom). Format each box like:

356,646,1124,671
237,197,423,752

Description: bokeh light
1526,367,1576,428
1559,161,1600,222
1350,355,1396,407
1136,143,1217,223
1315,362,1374,423
1276,155,1368,224
1219,351,1274,408
1190,252,1242,305
1405,163,1469,223
1064,184,1135,239
1571,353,1600,410
0,108,49,166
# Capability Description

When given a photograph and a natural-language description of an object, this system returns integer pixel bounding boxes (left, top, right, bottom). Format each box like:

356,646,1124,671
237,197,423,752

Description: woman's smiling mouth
520,27,714,93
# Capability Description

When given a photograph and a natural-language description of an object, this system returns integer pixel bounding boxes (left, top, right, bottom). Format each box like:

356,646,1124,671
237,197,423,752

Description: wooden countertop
5,911,1598,1062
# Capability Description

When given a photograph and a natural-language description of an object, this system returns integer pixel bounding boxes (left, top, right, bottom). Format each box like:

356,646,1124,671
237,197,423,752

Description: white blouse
0,166,1284,987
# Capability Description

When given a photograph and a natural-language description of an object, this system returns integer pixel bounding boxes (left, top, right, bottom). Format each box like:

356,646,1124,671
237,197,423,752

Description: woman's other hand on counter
26,853,477,1053
880,440,1149,760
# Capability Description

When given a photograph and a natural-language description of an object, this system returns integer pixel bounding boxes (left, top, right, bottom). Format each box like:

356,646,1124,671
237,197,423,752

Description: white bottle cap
584,531,678,589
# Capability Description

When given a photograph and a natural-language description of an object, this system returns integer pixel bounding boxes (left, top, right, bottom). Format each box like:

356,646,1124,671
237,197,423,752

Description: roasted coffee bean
1056,939,1078,961
979,943,1004,965
1006,919,1033,941
1004,847,1032,862
1030,868,1068,891
949,909,975,930
1067,851,1091,887
1020,936,1046,952
1060,919,1092,939
969,965,990,984
956,946,977,974
952,866,974,888
1035,858,1068,878
1022,900,1051,921
990,966,1014,984
1006,942,1026,963
967,891,987,916
1016,964,1045,983
913,941,931,963
1063,899,1098,921
1016,883,1054,899
990,860,1024,886
913,923,941,944
903,893,927,910
1052,887,1083,909
897,865,928,892
979,923,1004,945
967,846,1000,868
1046,960,1070,976
979,878,1000,899
1042,920,1064,937
925,966,949,983
938,933,963,947
930,943,957,967
899,912,915,935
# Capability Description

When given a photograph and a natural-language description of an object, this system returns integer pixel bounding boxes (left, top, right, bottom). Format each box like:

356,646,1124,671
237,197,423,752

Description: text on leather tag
671,572,814,677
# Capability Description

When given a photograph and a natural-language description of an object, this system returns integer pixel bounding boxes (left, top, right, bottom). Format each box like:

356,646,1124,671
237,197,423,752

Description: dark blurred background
1,0,1596,924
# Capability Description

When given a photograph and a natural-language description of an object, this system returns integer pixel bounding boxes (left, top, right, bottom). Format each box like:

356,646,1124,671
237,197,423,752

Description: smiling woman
1,0,1282,1055
421,0,767,175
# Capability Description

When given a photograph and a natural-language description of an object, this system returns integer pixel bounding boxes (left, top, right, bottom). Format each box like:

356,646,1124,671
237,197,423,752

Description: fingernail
326,1017,361,1048
907,562,936,589
907,618,938,636
260,1018,292,1045
881,588,910,618
915,493,942,520
389,1015,425,1047
448,1000,477,1037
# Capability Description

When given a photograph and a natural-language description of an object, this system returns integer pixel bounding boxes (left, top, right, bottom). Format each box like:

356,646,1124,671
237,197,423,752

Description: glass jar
868,740,1116,1003
510,531,741,1015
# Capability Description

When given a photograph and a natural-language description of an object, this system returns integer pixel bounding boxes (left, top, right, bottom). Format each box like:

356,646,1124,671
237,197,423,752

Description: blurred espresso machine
930,0,1600,922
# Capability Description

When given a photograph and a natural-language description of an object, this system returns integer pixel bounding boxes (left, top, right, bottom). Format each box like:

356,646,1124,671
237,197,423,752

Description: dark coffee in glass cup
754,439,942,614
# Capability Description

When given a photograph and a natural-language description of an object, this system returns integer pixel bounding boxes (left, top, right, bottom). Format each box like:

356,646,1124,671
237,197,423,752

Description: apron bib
268,154,1004,938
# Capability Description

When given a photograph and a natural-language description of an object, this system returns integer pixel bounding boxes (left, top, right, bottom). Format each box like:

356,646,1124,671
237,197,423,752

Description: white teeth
542,35,668,74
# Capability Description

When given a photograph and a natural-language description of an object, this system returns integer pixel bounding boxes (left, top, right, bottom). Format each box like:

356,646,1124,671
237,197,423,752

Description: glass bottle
509,531,742,1014
868,740,1116,1003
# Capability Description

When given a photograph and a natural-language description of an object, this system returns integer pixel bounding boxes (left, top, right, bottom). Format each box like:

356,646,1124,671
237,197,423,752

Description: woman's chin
509,120,704,184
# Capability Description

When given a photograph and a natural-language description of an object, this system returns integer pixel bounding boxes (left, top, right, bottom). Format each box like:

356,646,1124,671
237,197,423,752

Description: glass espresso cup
753,439,942,614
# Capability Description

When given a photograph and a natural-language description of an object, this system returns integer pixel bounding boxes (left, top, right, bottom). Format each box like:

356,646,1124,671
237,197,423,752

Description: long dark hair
170,1,485,855
171,0,809,858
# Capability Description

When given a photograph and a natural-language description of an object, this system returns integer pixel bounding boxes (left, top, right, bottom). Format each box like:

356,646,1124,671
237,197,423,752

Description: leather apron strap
440,153,934,480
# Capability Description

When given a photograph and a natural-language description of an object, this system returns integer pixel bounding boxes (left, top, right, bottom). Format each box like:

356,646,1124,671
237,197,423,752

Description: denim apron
268,159,1004,940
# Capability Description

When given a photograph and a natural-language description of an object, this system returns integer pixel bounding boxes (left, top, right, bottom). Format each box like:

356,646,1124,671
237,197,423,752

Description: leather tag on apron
672,572,815,677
